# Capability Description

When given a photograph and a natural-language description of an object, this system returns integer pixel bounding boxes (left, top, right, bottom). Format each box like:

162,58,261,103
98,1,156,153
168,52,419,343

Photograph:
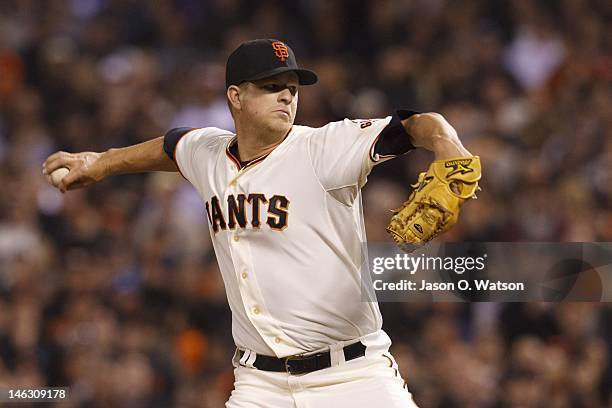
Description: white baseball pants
226,331,418,408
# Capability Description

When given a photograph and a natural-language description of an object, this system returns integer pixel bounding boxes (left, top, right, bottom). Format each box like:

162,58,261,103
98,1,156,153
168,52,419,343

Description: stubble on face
240,72,299,135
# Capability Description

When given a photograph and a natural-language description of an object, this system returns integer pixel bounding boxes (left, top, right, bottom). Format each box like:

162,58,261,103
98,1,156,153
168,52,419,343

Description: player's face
241,72,299,133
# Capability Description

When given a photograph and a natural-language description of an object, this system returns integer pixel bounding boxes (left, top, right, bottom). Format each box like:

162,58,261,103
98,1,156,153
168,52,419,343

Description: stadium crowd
0,0,610,406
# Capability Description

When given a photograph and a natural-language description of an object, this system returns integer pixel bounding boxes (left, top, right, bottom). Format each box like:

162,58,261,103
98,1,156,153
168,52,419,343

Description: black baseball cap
225,39,318,88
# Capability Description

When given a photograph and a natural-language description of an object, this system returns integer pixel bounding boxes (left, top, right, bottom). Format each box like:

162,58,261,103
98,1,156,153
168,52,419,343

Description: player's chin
266,117,293,132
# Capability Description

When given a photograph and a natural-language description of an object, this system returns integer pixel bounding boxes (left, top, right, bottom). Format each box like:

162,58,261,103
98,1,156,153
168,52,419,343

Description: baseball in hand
49,167,70,187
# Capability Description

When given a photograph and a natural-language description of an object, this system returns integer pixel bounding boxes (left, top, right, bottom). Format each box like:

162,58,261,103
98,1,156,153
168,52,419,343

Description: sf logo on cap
272,41,289,61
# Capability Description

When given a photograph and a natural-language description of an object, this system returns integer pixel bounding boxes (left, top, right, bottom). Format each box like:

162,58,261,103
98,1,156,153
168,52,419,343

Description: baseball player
43,39,481,407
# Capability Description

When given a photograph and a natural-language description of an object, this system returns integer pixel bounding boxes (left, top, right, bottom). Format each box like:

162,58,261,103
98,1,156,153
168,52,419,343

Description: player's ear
227,85,241,112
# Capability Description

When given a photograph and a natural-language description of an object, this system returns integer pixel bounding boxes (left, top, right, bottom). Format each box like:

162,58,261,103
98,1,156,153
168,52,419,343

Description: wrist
432,135,471,160
95,150,112,179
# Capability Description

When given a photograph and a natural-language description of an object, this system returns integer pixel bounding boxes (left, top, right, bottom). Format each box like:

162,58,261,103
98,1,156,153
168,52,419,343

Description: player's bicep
164,127,194,161
309,111,417,193
164,127,198,181
308,118,388,191
165,126,230,186
165,126,233,187
371,109,419,161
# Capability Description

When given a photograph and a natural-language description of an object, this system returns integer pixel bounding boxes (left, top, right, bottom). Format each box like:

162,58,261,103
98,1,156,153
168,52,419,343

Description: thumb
58,169,80,192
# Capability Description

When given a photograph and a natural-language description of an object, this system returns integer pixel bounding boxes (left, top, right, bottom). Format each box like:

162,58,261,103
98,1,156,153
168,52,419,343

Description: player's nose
278,88,293,104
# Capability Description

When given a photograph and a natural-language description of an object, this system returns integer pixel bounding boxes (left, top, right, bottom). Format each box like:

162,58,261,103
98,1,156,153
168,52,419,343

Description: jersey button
252,306,260,315
241,272,248,279
233,236,240,242
274,337,282,344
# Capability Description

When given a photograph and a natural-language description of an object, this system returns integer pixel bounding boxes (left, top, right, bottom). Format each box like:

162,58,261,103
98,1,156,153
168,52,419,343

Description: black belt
239,341,367,375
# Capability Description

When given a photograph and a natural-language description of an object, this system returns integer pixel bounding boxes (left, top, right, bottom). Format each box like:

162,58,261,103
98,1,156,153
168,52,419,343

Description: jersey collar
225,127,293,171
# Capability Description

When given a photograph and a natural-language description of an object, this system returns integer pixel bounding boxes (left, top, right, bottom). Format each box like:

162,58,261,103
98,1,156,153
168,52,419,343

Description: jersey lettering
210,196,227,232
350,119,375,129
206,193,289,232
267,195,290,230
228,194,247,229
247,193,267,228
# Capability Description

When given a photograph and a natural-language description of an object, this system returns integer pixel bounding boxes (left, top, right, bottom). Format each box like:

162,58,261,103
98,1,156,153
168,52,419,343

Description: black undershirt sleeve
163,127,194,161
373,109,420,157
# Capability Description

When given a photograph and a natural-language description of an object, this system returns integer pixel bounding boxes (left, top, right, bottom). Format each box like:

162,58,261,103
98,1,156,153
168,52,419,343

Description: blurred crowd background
0,0,610,407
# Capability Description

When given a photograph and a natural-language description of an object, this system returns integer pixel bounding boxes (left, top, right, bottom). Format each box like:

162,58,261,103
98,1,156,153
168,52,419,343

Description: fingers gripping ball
48,167,70,188
387,156,482,252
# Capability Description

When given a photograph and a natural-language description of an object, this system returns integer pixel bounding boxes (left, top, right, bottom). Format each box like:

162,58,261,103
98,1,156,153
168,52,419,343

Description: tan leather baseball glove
387,156,482,252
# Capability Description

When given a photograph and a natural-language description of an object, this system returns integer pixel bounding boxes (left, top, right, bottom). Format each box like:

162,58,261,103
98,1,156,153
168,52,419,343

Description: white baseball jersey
169,116,407,358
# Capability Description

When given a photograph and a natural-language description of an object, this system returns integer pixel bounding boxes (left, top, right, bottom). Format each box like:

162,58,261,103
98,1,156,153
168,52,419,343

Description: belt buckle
284,354,309,375
284,355,298,375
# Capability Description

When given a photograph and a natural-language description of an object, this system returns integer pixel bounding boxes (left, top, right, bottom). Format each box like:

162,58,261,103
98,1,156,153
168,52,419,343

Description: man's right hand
43,151,106,192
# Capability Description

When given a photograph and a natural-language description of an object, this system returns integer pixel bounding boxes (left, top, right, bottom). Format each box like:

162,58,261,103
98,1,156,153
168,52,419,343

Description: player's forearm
102,136,178,176
402,113,471,160
43,136,178,192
